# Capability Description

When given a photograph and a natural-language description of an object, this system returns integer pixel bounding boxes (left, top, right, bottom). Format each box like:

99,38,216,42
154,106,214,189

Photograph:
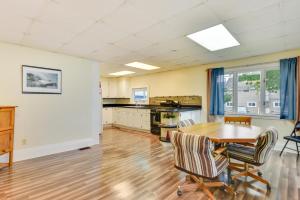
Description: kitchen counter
103,104,202,111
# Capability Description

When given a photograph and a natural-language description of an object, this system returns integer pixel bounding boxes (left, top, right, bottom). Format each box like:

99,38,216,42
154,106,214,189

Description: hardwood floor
0,128,299,200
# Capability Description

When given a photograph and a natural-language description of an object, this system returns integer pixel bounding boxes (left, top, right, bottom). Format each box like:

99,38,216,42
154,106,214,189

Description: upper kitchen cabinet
117,77,131,98
100,77,131,98
101,78,109,98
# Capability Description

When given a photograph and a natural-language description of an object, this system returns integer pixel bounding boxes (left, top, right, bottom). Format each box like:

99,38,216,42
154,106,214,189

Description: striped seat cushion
170,131,228,178
227,143,256,164
227,127,278,165
215,154,229,173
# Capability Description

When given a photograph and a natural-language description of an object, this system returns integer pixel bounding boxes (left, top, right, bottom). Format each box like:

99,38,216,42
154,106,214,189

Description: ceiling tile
114,35,153,51
0,0,47,19
164,4,221,37
224,3,282,34
281,0,300,21
207,0,281,21
102,2,159,34
129,0,207,22
134,21,182,45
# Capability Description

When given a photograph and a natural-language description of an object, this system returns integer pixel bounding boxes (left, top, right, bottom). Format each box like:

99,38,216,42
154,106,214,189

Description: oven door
151,111,161,135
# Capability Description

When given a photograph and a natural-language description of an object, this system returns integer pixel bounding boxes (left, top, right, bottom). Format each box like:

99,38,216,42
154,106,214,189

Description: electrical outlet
22,139,27,145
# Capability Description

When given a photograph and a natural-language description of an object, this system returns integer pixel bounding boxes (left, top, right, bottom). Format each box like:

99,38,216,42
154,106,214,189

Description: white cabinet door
139,109,150,130
101,79,109,98
103,108,113,124
118,78,131,98
112,108,121,124
108,78,118,98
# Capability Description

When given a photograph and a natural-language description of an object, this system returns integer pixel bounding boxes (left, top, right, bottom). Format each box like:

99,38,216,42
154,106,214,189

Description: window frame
132,87,148,103
224,62,280,118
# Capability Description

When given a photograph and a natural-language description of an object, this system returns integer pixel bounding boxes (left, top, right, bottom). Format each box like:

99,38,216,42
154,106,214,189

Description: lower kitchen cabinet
102,107,113,125
103,107,150,131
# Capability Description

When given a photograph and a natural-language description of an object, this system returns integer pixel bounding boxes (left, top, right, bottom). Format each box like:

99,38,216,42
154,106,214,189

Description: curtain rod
206,60,278,71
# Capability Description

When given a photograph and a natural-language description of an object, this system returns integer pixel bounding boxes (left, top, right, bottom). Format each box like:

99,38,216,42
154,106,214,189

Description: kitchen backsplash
102,98,131,104
149,96,202,106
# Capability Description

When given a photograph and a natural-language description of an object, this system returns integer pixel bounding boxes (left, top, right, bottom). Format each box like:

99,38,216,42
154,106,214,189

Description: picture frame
22,65,62,94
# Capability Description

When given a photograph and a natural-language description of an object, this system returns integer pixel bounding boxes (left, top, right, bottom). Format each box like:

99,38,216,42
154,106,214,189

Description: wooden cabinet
0,106,16,168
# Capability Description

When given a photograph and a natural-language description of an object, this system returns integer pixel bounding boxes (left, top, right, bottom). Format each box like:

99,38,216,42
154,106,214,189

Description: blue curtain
209,68,224,115
280,58,297,120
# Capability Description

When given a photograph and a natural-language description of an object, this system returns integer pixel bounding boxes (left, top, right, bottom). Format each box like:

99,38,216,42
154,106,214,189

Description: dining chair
170,131,235,200
226,127,278,190
177,119,195,128
224,116,252,125
224,116,254,148
280,121,300,159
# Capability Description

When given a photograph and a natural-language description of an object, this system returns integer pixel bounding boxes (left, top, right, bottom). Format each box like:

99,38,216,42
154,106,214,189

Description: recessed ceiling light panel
125,62,160,70
109,71,135,76
187,24,240,51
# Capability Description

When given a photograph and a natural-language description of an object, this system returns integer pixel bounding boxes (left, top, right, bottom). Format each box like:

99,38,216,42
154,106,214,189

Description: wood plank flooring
0,128,299,200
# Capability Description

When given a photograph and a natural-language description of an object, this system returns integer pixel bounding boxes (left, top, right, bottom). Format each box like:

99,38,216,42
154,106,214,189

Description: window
273,101,280,108
225,102,233,107
247,102,256,107
132,87,148,102
224,63,280,116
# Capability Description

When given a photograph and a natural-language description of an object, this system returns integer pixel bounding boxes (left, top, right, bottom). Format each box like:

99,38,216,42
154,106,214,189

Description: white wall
129,49,300,151
0,42,101,161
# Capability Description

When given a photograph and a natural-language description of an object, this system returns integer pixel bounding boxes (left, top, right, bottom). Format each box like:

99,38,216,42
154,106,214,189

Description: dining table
178,122,264,143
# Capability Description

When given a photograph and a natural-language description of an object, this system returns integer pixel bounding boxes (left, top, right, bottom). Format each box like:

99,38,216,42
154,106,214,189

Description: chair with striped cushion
177,119,195,128
226,127,278,190
170,131,235,199
224,116,252,125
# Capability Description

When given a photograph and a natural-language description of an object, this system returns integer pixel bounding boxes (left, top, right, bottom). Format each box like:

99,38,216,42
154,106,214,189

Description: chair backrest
224,116,252,125
177,119,195,128
254,127,278,164
294,121,300,131
170,131,219,178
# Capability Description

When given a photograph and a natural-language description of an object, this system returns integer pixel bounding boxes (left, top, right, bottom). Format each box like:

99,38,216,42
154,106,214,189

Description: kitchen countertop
103,104,202,111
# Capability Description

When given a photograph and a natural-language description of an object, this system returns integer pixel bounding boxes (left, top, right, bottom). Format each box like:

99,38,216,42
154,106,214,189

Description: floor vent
79,147,91,151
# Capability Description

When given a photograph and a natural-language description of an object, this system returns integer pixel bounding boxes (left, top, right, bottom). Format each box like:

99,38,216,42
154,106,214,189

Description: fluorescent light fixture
187,24,240,51
109,71,135,76
125,62,160,70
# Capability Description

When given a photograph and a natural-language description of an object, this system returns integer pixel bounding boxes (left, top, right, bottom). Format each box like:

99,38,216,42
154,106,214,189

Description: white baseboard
0,138,99,163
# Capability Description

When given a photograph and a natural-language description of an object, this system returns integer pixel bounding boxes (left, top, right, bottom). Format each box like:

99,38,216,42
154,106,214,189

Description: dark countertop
103,104,202,111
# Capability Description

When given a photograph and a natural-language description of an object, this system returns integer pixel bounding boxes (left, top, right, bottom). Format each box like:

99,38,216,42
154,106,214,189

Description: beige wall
129,49,300,150
0,42,100,160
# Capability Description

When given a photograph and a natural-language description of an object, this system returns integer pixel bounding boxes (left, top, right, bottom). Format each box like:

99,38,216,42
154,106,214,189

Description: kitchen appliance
150,100,181,135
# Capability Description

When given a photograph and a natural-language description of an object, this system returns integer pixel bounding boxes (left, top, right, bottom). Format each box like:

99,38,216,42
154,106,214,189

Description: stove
150,100,181,135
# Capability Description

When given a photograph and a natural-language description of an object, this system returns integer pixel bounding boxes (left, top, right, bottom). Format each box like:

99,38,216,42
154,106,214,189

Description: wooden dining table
179,122,264,144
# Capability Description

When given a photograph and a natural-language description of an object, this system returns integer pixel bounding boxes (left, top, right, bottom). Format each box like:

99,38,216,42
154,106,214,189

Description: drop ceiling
1,0,300,76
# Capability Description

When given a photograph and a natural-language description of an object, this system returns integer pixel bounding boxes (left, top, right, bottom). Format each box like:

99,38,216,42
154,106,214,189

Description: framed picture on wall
22,65,62,94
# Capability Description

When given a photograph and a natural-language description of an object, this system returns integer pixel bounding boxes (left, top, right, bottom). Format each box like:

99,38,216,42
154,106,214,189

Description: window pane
224,73,234,113
133,88,148,101
265,69,280,115
237,71,261,115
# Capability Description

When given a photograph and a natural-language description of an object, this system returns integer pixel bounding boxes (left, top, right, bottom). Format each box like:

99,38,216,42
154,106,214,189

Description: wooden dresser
0,106,16,168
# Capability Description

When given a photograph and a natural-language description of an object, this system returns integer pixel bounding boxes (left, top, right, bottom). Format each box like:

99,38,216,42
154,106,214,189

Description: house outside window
224,62,280,117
